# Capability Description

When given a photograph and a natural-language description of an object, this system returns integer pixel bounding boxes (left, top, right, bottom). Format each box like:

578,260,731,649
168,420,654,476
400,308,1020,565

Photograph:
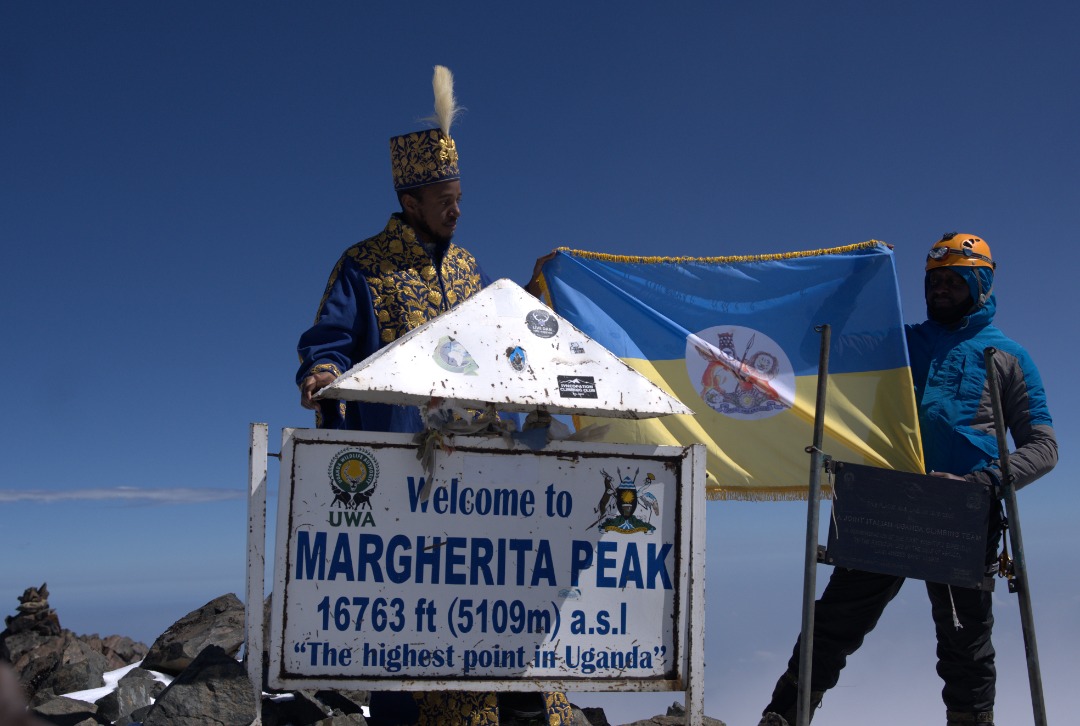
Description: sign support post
686,443,707,725
246,422,268,726
796,324,830,726
985,347,1047,726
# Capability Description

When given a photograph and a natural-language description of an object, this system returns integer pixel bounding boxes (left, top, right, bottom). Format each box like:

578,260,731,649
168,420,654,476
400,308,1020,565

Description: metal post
797,324,831,726
685,444,707,726
984,348,1047,726
246,423,269,726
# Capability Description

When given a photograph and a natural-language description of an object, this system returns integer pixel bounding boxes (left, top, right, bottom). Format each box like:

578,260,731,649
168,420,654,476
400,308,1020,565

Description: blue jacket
906,267,1056,489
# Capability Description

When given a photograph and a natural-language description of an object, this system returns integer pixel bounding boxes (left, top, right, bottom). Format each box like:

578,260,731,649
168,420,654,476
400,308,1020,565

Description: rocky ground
0,584,726,726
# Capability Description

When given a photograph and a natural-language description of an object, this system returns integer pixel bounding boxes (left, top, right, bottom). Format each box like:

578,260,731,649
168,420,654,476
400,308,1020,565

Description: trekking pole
983,347,1047,726
797,324,831,726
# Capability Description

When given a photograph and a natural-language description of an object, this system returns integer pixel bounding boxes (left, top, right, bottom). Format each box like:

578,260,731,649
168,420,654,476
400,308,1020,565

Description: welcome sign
268,428,704,693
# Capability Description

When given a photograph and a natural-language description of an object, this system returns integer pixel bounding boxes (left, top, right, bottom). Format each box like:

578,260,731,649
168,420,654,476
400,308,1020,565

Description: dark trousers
781,565,996,713
777,502,1004,714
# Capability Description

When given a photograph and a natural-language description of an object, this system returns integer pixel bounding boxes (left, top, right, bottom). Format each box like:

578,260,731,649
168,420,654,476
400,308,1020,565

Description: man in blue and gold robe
297,191,487,431
295,66,572,726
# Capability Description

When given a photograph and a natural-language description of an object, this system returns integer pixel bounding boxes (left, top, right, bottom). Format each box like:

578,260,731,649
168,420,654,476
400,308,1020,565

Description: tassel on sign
948,585,963,630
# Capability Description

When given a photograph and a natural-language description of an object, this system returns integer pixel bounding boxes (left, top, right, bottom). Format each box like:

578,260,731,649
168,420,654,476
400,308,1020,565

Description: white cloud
0,487,244,505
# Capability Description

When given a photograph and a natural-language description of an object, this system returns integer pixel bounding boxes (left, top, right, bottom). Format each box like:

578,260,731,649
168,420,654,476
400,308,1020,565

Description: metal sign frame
792,335,1047,726
247,425,705,719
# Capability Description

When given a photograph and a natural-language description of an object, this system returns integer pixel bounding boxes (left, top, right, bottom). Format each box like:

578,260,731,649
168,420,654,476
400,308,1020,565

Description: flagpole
797,324,830,726
984,347,1047,726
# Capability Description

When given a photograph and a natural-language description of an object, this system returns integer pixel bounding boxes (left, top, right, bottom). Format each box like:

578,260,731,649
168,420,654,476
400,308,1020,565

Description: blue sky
2,2,1077,724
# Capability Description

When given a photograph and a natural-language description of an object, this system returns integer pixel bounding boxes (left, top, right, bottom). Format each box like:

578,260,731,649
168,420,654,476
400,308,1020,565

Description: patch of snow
60,660,172,704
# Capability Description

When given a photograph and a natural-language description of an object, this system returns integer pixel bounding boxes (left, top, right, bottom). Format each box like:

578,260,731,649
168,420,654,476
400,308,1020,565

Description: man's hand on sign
300,371,337,410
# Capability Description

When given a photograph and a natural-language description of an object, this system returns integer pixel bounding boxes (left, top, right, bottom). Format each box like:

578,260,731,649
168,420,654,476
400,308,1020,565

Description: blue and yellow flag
537,242,924,500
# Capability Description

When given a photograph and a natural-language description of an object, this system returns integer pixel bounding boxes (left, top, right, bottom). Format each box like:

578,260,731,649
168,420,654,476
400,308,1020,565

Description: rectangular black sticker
557,375,598,399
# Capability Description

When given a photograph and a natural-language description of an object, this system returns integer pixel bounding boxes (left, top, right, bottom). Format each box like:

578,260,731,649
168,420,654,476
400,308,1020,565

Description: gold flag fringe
706,486,835,502
555,240,888,265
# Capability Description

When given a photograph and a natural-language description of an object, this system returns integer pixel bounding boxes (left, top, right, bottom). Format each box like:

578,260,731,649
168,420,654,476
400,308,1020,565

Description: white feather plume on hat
427,65,461,135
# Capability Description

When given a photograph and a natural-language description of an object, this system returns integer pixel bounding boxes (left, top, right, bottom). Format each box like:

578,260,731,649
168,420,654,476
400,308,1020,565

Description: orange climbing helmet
925,232,996,271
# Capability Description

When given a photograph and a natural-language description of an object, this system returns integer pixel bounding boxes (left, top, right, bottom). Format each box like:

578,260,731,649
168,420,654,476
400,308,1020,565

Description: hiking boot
946,710,994,725
758,713,790,726
761,672,824,724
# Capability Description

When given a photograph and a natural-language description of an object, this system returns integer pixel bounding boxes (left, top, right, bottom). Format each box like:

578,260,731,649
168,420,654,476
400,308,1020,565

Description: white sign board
268,428,704,693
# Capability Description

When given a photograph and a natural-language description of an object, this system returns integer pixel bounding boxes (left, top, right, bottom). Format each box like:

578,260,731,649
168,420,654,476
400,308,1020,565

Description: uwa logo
326,447,379,528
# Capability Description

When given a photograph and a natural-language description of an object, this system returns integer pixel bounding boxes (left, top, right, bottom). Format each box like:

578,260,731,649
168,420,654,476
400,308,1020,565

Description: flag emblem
687,326,794,420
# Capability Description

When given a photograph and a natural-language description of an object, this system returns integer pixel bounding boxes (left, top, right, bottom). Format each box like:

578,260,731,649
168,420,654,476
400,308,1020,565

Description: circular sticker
434,335,479,375
685,325,795,420
525,309,559,338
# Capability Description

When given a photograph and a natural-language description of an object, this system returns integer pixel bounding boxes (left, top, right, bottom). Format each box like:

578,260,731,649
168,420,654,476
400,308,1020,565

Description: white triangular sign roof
317,279,693,418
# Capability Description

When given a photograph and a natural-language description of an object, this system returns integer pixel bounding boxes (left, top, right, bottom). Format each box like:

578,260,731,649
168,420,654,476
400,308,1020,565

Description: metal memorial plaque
268,428,704,693
825,462,994,589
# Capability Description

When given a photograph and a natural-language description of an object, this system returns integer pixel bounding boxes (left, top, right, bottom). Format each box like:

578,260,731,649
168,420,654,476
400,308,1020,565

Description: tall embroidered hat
390,65,462,191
